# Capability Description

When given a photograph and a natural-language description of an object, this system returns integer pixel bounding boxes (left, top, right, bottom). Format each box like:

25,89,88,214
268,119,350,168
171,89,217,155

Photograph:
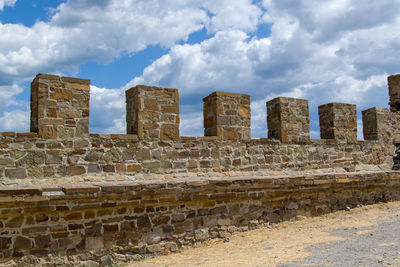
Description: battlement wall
0,73,399,180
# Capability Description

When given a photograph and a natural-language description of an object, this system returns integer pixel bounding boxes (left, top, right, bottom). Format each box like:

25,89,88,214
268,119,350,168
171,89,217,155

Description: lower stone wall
0,171,399,258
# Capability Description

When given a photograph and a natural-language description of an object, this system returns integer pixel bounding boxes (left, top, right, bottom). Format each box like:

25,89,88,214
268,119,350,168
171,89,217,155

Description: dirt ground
129,201,400,267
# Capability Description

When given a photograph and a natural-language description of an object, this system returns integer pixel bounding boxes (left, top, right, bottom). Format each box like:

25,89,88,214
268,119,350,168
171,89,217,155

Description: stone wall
0,73,399,180
319,103,357,144
0,133,394,180
203,92,250,140
0,171,399,258
1,73,400,261
30,74,90,139
267,97,310,144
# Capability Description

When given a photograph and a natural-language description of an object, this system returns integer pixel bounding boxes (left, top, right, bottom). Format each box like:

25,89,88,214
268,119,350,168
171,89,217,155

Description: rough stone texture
267,97,310,144
319,103,357,144
126,85,179,140
0,171,398,258
30,74,90,139
0,73,400,260
0,133,396,180
388,74,400,112
203,92,250,140
362,107,400,170
0,73,394,179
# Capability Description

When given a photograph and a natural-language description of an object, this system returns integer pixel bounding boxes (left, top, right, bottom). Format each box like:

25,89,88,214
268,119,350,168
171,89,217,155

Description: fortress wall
267,97,310,144
0,73,400,180
0,171,398,257
0,133,394,180
0,74,400,259
30,74,90,139
319,103,357,144
203,91,251,140
126,85,179,140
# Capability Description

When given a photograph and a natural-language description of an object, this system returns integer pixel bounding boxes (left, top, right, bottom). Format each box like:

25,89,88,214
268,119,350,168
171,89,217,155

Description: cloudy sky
0,0,399,138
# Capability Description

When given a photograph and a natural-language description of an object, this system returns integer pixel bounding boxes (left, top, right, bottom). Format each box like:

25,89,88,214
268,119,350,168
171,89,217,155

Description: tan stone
238,106,250,118
161,124,179,140
66,83,90,90
127,164,142,172
161,104,179,114
222,128,238,140
50,89,72,101
144,98,159,111
38,118,63,125
59,109,79,119
67,166,86,176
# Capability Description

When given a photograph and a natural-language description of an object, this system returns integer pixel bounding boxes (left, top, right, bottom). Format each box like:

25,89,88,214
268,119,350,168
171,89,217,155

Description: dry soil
129,201,400,267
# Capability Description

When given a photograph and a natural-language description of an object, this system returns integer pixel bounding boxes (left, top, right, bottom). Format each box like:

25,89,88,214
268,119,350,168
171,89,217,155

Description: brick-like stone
14,236,32,250
31,74,90,138
5,168,27,179
67,166,86,176
203,92,250,140
267,97,310,144
319,103,357,144
126,85,179,140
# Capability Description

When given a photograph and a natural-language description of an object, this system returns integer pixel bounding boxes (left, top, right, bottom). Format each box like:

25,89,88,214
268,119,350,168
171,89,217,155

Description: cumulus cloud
2,0,400,138
0,83,29,132
0,0,262,132
0,0,262,86
89,85,125,134
125,0,400,138
0,0,16,11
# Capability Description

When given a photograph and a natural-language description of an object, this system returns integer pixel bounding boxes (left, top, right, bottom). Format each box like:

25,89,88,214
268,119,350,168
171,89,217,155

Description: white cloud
202,0,262,33
124,0,400,137
0,110,29,132
89,85,125,134
0,0,262,132
0,0,262,86
1,0,400,138
0,0,16,11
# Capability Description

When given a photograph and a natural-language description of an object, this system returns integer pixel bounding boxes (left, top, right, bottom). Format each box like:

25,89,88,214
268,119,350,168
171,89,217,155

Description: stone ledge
61,184,100,194
0,185,42,195
0,170,396,197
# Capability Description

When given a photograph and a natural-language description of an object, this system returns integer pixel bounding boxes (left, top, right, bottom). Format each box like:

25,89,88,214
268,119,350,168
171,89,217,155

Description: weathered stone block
388,74,400,112
203,91,250,140
14,236,32,250
319,103,357,144
30,74,90,139
126,85,179,140
267,97,310,144
5,168,27,179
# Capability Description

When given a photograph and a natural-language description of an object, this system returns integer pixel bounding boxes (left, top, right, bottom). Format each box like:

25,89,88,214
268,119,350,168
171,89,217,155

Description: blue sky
0,0,399,138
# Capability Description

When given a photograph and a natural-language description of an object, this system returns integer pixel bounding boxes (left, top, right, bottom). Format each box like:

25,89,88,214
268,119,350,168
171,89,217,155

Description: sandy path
128,202,400,267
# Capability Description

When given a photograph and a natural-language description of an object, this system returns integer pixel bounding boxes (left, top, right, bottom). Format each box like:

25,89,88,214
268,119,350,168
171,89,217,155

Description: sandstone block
5,168,26,179
267,97,310,144
31,74,90,138
203,91,250,140
126,85,179,140
319,103,357,144
13,236,32,250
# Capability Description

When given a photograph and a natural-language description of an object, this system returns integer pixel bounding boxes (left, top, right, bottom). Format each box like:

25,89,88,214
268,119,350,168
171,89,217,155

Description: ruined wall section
0,73,399,180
